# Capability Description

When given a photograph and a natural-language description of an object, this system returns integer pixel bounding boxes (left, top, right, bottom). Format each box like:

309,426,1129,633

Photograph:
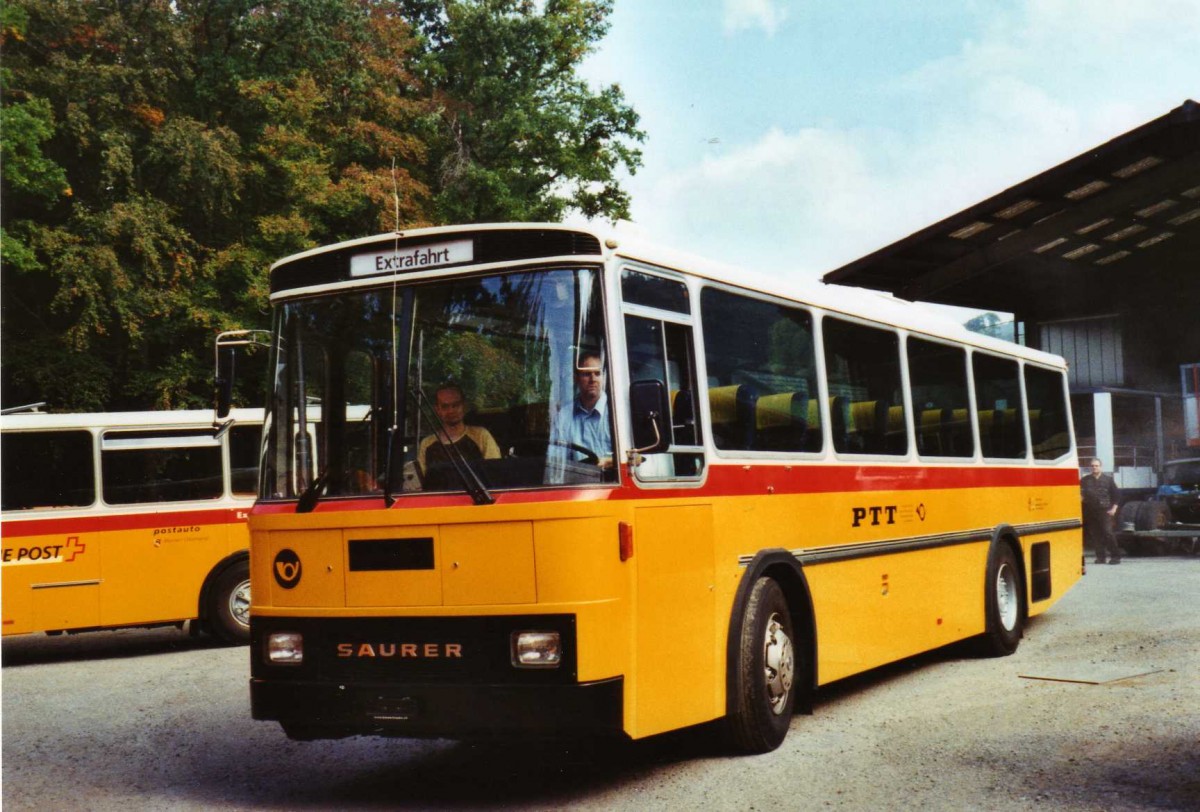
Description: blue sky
577,0,1200,289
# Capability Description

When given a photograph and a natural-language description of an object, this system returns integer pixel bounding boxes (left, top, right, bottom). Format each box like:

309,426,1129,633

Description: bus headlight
267,632,304,664
511,631,561,668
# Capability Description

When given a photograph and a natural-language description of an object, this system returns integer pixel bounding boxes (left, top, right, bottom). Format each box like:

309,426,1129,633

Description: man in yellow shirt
417,384,500,489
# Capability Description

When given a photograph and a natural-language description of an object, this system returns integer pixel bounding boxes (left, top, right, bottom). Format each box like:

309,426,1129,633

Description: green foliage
2,0,641,411
408,0,644,222
0,96,70,205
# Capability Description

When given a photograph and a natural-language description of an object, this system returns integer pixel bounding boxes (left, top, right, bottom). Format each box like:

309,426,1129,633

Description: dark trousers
1084,509,1119,560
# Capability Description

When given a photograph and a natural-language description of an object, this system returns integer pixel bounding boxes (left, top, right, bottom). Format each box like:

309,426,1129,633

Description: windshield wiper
411,387,495,506
382,426,400,508
296,466,330,513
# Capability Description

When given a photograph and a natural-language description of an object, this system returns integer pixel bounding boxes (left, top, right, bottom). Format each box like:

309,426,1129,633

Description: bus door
98,428,234,628
1,428,101,634
619,266,718,736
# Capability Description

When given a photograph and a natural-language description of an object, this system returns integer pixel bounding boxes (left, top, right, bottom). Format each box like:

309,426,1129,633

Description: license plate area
367,694,421,722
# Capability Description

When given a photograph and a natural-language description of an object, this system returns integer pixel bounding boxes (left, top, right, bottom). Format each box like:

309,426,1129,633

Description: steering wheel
508,437,600,466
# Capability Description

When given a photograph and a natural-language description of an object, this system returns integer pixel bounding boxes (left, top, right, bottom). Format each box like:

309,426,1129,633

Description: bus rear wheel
980,543,1024,657
726,576,796,754
209,561,251,645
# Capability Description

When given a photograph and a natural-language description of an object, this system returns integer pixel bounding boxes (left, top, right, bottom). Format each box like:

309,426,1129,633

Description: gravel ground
2,555,1198,811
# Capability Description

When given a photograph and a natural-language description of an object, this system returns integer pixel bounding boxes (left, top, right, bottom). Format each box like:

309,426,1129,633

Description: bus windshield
261,266,613,502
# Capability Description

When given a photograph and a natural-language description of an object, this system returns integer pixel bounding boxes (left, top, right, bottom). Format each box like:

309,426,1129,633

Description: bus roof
0,408,264,432
270,222,1067,370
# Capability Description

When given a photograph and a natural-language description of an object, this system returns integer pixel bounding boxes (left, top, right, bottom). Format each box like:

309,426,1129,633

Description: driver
551,352,613,469
417,384,501,484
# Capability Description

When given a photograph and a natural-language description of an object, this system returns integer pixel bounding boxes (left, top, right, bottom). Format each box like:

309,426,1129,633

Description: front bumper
249,614,624,740
251,676,624,739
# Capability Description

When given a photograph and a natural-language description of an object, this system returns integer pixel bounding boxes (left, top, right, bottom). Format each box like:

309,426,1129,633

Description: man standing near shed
1081,457,1121,564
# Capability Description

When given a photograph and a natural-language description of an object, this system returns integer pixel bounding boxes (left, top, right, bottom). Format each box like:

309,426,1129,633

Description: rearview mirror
212,329,270,420
629,379,671,454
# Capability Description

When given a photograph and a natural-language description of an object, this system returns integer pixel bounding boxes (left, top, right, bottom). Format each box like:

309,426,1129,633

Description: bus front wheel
980,543,1024,657
209,561,251,645
726,576,796,754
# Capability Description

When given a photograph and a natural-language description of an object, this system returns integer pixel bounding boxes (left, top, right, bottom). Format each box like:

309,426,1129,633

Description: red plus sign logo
63,536,86,563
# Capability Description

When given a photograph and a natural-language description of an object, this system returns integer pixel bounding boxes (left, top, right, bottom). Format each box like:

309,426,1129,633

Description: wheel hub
763,613,795,715
996,563,1018,631
229,579,251,629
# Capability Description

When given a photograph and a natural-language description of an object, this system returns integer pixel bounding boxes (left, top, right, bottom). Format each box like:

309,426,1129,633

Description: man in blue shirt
552,352,613,471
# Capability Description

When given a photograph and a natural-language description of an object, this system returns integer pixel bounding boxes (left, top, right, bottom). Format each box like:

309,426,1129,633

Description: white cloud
629,127,888,278
625,0,1200,281
899,0,1200,132
884,0,1200,214
722,0,788,37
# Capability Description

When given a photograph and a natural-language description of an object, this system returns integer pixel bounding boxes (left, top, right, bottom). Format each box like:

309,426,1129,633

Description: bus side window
908,337,974,458
0,430,96,511
624,314,704,480
823,317,908,456
1024,365,1071,460
972,353,1027,460
699,287,821,453
229,424,263,496
101,430,223,504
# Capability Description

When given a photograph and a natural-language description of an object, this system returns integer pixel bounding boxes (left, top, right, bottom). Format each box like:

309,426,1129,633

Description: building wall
1040,315,1123,388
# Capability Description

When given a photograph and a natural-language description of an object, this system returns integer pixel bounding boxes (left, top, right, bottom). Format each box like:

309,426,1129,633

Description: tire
1135,502,1173,555
979,543,1024,657
208,560,251,644
726,577,797,754
1116,501,1141,533
1135,501,1171,532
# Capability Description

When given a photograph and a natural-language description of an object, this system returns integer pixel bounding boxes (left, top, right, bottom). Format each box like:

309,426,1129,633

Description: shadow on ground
1,626,233,667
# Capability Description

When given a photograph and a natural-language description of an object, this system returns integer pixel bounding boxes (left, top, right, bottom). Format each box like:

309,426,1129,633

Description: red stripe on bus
684,462,1079,495
249,464,1082,514
0,507,249,539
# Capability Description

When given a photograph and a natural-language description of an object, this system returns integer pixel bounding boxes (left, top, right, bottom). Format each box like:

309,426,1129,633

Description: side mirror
212,329,270,420
629,379,671,454
215,346,236,419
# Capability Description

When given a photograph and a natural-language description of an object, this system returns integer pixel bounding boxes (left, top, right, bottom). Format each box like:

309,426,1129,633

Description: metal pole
1155,396,1164,474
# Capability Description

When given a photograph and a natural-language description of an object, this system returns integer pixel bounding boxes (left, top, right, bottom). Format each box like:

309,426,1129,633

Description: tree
402,0,644,223
1,0,204,410
2,0,640,411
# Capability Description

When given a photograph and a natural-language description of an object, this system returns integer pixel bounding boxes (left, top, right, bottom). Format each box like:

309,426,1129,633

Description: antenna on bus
383,158,403,507
392,157,401,235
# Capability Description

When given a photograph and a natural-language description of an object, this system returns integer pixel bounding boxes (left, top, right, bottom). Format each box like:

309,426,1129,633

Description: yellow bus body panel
100,523,242,628
3,514,249,635
249,471,1082,741
1,533,101,634
631,504,719,736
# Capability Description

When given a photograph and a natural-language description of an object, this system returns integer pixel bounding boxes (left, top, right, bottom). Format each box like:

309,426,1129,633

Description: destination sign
350,239,474,277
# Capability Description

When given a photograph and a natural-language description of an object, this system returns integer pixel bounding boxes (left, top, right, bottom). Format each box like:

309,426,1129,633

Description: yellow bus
1,407,262,643
239,224,1081,752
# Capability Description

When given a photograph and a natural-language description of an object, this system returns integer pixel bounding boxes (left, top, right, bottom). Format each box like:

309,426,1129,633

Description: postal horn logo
273,549,302,589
